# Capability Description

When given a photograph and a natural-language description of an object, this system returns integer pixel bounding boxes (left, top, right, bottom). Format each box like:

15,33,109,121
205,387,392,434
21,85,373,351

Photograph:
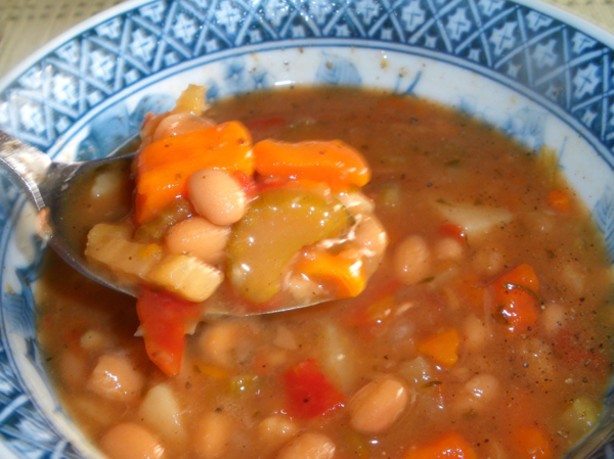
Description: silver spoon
0,129,137,296
0,130,334,317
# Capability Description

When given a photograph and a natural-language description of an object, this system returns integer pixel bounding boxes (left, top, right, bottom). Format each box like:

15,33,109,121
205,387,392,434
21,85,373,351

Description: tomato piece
554,329,609,375
282,359,345,419
136,287,203,376
438,223,467,243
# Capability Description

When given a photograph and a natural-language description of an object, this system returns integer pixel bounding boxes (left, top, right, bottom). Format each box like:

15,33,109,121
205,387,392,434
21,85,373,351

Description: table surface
0,0,613,78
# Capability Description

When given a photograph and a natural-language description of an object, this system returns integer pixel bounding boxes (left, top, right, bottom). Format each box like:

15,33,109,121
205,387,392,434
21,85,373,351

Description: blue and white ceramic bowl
0,0,613,457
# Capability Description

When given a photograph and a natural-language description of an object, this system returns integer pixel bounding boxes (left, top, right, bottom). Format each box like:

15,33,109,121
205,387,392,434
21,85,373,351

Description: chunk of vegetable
405,432,477,459
85,223,164,283
227,189,350,304
561,397,600,440
136,288,203,376
86,222,223,302
173,84,207,114
435,202,512,238
254,138,371,188
138,382,186,444
135,121,253,225
491,263,541,333
147,254,223,303
134,198,193,243
511,426,552,459
293,249,367,299
282,359,345,419
417,328,461,367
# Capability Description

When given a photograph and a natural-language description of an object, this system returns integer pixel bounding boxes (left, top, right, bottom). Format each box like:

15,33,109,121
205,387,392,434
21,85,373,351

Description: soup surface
37,87,613,458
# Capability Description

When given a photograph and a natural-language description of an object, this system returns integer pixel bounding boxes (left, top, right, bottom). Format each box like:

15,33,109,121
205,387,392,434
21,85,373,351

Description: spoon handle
0,130,52,211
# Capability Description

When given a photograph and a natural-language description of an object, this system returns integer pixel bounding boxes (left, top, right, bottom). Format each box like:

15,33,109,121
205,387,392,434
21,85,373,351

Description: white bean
471,247,504,276
349,377,409,434
100,422,164,459
276,432,335,459
393,235,432,285
86,354,144,402
189,169,247,226
193,411,234,459
257,415,298,453
165,216,230,264
454,373,500,414
197,320,256,368
80,329,108,352
434,237,464,261
152,112,213,141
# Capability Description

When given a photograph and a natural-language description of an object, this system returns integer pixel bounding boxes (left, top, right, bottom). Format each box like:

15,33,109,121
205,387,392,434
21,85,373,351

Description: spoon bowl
0,129,332,317
0,130,138,295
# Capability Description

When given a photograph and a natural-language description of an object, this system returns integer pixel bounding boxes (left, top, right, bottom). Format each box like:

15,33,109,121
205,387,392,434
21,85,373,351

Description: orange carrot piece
492,264,541,333
294,249,367,298
253,138,371,188
494,263,540,291
546,188,571,213
418,328,460,367
135,121,253,224
452,273,484,314
405,432,477,459
343,279,401,332
512,426,553,459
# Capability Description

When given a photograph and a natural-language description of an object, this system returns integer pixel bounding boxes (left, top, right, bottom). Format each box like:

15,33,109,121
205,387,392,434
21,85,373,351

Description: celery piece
561,396,600,441
85,222,163,282
134,198,193,243
227,188,350,304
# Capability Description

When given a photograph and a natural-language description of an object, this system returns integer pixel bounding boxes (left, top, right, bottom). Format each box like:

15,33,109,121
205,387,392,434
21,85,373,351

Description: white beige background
0,0,613,78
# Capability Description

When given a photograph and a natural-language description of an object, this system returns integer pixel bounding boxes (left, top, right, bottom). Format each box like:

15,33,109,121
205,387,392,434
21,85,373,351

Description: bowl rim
0,1,613,458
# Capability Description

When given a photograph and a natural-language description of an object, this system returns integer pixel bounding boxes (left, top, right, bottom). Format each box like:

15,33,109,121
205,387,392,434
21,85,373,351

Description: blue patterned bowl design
0,0,613,457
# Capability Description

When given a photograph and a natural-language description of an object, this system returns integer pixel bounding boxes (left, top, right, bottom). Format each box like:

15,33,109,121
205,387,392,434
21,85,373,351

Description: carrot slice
254,138,371,188
418,328,461,367
512,426,553,459
405,432,477,459
492,263,541,333
135,121,253,225
294,249,367,298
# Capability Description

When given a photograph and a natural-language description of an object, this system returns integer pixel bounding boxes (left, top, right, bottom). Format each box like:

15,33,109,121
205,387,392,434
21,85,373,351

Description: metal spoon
0,129,138,296
0,130,333,317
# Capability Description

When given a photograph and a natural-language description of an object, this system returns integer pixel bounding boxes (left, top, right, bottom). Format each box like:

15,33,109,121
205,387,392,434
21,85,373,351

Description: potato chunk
147,254,222,302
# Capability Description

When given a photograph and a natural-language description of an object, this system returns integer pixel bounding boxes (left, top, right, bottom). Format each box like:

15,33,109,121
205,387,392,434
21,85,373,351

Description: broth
37,87,613,458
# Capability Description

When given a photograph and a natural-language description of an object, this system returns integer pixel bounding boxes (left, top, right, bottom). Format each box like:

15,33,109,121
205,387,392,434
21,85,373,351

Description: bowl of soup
0,0,613,457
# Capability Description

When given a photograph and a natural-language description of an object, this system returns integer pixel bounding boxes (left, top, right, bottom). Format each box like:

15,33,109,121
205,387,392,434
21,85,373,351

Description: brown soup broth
37,87,613,458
